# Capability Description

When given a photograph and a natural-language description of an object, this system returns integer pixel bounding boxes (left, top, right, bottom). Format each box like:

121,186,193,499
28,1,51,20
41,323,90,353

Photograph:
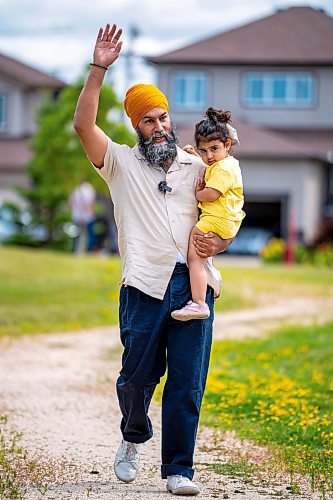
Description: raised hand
93,24,123,69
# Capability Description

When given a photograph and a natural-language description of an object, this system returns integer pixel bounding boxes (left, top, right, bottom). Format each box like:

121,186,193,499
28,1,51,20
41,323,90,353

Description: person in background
69,181,96,254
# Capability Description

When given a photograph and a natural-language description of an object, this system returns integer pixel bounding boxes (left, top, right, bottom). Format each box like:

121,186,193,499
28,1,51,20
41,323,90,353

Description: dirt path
1,298,331,499
214,295,333,340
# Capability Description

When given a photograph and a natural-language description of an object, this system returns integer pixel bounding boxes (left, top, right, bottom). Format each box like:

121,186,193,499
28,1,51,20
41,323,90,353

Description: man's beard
137,125,178,168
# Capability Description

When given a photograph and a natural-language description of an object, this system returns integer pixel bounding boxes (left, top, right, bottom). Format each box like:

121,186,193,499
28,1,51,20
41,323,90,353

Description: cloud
0,0,332,93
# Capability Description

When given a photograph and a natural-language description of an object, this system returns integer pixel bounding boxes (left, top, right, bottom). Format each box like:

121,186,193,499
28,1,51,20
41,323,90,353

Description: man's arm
73,24,123,168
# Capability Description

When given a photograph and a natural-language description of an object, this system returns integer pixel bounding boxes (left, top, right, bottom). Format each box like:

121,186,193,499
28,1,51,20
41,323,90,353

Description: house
0,53,65,205
148,6,333,244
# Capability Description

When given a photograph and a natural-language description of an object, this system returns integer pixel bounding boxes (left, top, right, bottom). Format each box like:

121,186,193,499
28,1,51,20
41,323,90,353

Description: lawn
1,246,333,337
202,321,333,497
214,255,333,311
0,247,121,337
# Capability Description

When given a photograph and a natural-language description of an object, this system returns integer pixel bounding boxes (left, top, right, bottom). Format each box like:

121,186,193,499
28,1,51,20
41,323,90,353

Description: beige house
148,6,333,243
0,53,65,205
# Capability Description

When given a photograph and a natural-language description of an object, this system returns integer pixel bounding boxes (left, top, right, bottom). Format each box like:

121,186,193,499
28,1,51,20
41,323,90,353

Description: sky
1,0,333,99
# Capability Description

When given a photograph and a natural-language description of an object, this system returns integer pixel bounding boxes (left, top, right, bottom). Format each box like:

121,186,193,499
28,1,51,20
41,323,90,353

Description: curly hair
194,107,232,147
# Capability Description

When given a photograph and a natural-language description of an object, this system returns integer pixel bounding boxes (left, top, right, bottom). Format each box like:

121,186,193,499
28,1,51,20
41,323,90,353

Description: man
74,23,224,496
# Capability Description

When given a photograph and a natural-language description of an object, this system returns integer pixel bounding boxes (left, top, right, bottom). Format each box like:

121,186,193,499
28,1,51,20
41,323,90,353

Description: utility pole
124,24,140,90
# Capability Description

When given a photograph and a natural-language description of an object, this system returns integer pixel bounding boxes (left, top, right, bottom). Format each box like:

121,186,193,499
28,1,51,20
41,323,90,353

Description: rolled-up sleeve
205,165,232,195
93,137,130,183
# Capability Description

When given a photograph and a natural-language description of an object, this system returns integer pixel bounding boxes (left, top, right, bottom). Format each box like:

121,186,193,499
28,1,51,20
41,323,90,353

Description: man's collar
176,145,195,165
133,144,144,161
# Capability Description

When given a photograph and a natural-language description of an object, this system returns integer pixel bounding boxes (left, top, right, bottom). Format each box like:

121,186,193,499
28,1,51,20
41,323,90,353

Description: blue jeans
116,263,214,480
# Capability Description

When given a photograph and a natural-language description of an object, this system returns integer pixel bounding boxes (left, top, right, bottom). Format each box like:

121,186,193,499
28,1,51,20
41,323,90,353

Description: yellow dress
195,156,245,239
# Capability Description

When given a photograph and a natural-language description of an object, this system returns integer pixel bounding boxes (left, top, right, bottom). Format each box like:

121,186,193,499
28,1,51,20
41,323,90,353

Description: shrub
261,239,333,267
313,244,333,267
260,238,285,263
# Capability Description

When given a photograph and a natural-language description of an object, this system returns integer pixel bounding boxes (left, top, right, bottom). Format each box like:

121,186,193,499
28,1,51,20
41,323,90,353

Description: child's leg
187,227,208,305
218,236,235,253
171,227,210,321
171,225,235,321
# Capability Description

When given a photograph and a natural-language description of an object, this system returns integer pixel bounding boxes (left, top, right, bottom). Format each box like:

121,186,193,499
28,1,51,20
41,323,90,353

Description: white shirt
69,182,95,224
94,137,222,300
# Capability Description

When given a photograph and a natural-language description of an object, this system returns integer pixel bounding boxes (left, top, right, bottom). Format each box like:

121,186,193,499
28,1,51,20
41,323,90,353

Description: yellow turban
124,83,169,129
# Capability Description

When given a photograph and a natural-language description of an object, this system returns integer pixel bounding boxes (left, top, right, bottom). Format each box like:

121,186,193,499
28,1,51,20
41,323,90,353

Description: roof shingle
0,53,65,88
176,118,332,162
149,7,333,66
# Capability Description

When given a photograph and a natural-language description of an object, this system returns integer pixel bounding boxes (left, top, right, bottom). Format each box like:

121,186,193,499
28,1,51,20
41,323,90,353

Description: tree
19,73,135,247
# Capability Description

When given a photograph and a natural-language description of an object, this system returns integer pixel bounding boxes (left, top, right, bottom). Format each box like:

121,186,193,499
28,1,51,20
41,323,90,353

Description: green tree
19,73,135,247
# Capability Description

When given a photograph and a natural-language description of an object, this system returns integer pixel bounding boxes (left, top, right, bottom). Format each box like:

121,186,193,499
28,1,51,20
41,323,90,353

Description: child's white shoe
171,301,210,321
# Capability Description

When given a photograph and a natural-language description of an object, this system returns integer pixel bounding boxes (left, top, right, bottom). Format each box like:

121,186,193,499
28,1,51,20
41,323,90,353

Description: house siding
0,75,52,138
0,56,64,206
241,158,326,243
238,66,333,129
158,65,333,130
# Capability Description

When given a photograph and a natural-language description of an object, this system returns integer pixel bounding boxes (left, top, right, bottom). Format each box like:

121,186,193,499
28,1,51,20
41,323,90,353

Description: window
0,93,7,131
172,71,208,110
243,72,315,107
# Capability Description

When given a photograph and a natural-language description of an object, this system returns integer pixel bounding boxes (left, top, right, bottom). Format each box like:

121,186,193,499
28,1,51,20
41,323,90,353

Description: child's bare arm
196,186,220,202
183,144,200,157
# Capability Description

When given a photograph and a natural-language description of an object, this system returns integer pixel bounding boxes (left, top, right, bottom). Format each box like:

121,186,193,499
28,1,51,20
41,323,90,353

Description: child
171,107,245,321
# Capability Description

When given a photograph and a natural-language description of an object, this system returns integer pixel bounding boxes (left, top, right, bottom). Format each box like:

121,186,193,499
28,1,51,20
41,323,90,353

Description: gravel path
1,297,331,499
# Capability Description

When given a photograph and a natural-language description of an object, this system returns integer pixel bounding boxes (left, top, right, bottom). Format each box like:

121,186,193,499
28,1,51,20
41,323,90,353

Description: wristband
90,63,108,71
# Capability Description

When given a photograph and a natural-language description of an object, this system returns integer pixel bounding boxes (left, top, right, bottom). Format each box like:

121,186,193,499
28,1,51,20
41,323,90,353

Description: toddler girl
171,107,245,321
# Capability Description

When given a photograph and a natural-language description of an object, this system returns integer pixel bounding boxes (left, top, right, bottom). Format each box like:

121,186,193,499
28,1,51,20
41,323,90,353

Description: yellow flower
311,368,325,384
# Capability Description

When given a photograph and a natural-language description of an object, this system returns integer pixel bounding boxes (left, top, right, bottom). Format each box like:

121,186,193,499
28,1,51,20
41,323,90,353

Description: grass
201,321,333,498
0,415,24,499
0,247,121,337
1,246,333,337
209,459,258,481
0,415,54,498
214,255,333,311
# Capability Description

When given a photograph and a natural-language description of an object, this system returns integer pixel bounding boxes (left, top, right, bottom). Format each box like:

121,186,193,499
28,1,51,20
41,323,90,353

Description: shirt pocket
177,177,197,207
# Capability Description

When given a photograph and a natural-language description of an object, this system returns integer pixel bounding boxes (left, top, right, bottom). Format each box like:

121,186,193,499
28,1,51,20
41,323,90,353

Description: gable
149,7,333,66
0,53,65,89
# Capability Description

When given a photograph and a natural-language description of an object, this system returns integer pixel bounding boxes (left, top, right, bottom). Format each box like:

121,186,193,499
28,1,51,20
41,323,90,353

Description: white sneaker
166,475,200,495
114,439,140,482
171,301,210,321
